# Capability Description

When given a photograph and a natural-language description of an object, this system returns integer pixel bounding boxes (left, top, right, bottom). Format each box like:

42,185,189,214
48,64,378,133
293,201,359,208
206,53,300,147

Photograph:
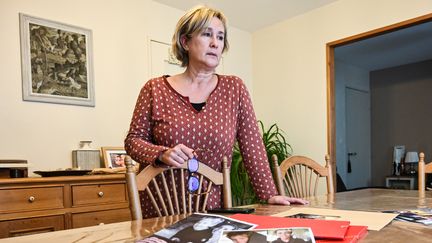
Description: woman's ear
180,35,189,51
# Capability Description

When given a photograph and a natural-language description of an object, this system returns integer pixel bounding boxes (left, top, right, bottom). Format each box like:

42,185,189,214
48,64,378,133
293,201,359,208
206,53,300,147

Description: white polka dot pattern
125,75,278,218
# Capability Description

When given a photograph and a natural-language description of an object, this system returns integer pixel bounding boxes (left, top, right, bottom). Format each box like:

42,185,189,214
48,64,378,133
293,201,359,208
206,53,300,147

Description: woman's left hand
267,195,309,205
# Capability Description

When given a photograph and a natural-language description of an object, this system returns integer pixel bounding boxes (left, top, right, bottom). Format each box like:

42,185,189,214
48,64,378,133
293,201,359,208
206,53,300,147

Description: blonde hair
172,6,229,67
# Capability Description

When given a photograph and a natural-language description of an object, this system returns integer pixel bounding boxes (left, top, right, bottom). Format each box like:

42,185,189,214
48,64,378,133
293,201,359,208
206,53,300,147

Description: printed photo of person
267,228,314,243
224,230,267,243
138,213,254,243
109,153,126,168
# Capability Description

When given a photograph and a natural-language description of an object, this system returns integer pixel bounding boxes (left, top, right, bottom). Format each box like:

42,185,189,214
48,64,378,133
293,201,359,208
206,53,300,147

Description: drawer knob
28,196,35,203
98,191,104,197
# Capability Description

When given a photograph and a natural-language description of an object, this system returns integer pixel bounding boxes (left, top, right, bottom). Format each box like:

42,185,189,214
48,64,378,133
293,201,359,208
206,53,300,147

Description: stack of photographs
382,208,432,225
136,213,255,243
136,213,315,243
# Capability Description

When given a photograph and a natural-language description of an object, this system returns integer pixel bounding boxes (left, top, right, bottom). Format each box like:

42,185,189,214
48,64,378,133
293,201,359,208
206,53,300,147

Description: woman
125,6,307,218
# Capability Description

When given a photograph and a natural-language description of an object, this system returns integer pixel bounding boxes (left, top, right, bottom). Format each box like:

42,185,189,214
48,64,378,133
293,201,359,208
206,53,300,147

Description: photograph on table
218,227,315,243
137,213,256,243
382,208,432,225
274,207,397,231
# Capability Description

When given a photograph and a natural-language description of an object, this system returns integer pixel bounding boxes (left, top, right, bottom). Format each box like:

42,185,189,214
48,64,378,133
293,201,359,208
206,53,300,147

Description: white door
345,87,371,189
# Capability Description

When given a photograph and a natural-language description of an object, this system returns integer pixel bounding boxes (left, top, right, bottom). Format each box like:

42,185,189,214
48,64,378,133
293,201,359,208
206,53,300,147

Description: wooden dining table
1,188,431,243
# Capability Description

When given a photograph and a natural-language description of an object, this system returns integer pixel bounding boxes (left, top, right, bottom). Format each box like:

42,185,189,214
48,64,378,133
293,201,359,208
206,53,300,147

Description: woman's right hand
158,144,195,167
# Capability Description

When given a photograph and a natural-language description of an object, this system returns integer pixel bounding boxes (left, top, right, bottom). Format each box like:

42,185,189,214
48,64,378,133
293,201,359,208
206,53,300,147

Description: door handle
347,152,357,173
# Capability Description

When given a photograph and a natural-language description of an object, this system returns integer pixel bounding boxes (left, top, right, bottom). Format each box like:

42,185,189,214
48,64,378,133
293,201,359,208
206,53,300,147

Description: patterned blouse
125,75,278,218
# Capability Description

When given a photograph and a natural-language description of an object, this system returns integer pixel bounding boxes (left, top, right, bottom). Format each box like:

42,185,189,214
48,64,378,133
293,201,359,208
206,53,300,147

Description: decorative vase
72,141,101,170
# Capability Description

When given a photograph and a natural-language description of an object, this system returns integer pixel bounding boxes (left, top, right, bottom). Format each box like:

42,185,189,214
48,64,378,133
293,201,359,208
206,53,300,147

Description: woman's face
114,155,125,166
276,230,292,241
184,17,225,70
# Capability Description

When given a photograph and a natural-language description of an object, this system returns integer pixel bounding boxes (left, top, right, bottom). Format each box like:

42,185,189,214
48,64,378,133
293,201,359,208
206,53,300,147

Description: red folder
316,225,368,243
230,214,350,240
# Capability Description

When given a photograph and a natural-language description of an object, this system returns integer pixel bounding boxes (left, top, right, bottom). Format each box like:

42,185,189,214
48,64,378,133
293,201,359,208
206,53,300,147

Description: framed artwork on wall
19,13,95,106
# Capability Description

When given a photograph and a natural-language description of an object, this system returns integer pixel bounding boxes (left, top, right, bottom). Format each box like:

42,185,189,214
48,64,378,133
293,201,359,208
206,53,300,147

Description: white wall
0,0,252,174
252,0,432,164
2,0,431,180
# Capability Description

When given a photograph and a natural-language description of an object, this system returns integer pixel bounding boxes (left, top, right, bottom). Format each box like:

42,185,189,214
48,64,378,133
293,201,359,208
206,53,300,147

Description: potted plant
230,121,292,206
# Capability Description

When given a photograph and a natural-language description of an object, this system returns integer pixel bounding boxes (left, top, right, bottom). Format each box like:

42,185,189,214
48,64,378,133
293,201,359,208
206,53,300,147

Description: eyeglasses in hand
187,148,213,194
187,157,200,193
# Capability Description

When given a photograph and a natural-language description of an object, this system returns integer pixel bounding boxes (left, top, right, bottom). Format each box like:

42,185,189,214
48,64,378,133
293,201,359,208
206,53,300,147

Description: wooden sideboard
0,174,131,238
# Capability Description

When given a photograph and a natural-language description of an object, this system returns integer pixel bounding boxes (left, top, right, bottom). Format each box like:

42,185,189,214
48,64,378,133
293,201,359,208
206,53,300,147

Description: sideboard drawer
0,186,64,213
0,214,65,238
0,174,128,239
71,183,127,206
71,208,130,228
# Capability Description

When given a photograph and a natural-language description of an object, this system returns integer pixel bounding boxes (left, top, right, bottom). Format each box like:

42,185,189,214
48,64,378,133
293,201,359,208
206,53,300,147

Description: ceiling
153,0,338,32
335,20,432,71
154,0,432,71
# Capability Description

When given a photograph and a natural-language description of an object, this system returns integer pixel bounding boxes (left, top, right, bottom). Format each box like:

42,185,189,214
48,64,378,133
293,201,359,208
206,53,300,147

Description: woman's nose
210,36,218,48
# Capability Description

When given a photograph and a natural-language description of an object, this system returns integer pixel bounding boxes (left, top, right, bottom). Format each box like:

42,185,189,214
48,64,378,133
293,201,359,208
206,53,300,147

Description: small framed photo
101,147,129,168
19,13,95,106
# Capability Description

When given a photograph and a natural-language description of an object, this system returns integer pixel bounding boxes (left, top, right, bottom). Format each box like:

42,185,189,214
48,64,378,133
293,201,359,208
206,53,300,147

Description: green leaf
230,120,292,206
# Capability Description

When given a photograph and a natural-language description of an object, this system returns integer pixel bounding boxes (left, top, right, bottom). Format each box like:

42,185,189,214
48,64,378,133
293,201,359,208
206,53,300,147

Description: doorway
326,13,432,189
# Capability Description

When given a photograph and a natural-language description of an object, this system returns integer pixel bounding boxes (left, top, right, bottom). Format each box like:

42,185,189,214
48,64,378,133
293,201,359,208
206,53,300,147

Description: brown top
125,75,278,217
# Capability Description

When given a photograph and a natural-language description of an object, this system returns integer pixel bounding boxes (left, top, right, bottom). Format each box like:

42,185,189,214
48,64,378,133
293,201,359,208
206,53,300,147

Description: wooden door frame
326,13,432,189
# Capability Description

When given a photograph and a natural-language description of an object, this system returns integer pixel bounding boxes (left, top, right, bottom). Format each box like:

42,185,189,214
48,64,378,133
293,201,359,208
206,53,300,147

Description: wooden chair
418,152,432,199
272,154,334,198
125,156,232,220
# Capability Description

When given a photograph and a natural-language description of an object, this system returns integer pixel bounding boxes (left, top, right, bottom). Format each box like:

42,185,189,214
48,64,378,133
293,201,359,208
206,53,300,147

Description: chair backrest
272,154,334,198
418,152,432,199
125,156,232,220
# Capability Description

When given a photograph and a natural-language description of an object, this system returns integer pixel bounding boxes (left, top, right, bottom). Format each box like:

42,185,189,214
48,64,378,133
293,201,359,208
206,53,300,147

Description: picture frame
19,13,95,107
101,147,130,168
